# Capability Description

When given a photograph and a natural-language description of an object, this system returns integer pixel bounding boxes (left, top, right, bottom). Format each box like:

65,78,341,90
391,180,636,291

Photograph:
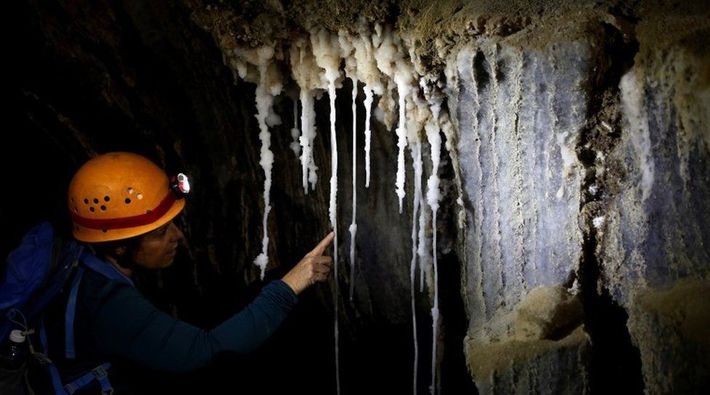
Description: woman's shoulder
80,267,139,310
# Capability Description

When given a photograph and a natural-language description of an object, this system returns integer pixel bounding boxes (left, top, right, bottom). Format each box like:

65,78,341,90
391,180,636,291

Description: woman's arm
89,279,297,372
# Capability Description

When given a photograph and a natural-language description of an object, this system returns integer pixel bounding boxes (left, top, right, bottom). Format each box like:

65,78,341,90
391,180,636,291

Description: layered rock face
7,1,709,394
453,38,590,393
602,12,710,393
451,5,710,392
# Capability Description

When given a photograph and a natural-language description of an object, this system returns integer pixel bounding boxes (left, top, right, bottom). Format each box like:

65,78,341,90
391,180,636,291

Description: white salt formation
363,88,374,188
348,79,358,302
311,28,343,395
231,45,283,280
338,31,359,302
405,92,438,395
351,26,385,189
409,129,423,395
372,25,415,213
290,38,321,193
225,24,460,395
425,107,442,395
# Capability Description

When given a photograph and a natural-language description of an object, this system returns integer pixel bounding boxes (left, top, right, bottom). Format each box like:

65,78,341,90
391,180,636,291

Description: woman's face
132,221,185,269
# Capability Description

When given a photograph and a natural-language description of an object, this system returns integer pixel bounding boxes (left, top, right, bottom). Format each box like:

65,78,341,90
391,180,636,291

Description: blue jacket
45,267,298,393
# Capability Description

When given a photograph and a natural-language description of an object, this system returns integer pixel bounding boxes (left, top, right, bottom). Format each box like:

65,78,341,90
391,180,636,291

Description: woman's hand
281,232,334,295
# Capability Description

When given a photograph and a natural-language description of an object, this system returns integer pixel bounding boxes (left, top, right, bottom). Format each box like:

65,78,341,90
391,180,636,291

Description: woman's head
69,152,189,270
131,221,185,269
93,220,185,271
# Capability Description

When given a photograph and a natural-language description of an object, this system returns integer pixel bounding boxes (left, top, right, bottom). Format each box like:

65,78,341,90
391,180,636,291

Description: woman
45,152,333,394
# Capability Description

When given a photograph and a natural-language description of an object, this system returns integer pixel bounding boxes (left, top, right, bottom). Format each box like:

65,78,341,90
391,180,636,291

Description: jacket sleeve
87,279,298,372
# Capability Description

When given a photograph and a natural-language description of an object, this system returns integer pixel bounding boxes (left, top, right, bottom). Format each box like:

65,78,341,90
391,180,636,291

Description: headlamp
171,173,191,197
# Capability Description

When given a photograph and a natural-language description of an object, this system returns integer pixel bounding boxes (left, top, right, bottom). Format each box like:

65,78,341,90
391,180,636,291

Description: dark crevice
473,51,490,90
436,125,480,395
576,20,644,395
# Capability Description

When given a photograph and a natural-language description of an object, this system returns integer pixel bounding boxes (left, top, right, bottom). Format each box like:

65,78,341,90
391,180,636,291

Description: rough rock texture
5,1,710,394
453,35,588,338
599,6,710,393
465,285,587,394
627,279,710,394
452,30,591,392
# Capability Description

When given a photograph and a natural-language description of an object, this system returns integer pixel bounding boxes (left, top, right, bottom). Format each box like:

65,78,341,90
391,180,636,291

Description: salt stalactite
301,90,318,192
425,103,442,395
348,78,358,301
290,98,301,158
406,95,431,395
241,45,282,280
339,31,359,302
409,135,423,395
290,39,321,193
223,25,460,394
417,196,430,293
311,29,343,395
363,88,374,187
394,80,412,214
416,81,443,292
373,25,414,213
352,30,384,189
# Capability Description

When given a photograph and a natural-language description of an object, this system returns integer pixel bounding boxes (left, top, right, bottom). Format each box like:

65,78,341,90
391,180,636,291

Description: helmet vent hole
100,205,107,211
89,207,95,212
102,229,108,233
125,198,132,204
93,198,99,204
146,209,152,214
83,199,89,204
137,193,143,200
104,196,110,202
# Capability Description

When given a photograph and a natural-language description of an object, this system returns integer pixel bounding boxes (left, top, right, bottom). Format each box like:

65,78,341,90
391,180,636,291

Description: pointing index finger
307,231,335,257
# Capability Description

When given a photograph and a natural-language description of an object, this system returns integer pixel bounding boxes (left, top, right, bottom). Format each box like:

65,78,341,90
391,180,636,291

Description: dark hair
90,236,143,270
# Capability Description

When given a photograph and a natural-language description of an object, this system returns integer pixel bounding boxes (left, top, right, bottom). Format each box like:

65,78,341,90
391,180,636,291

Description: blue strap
80,252,134,287
65,251,133,360
20,244,83,333
39,321,68,395
92,363,114,394
64,267,85,360
64,363,113,395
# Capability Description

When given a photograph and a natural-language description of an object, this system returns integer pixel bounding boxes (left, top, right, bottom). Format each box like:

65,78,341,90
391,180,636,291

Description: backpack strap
64,266,85,360
64,252,135,360
38,319,68,395
58,252,129,394
63,362,113,395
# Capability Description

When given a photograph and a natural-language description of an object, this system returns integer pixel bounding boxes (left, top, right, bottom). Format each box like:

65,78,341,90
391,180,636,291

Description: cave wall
453,35,590,393
448,3,710,393
5,1,710,394
602,11,710,393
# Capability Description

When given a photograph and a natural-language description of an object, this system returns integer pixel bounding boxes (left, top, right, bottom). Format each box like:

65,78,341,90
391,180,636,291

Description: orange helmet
68,152,187,243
